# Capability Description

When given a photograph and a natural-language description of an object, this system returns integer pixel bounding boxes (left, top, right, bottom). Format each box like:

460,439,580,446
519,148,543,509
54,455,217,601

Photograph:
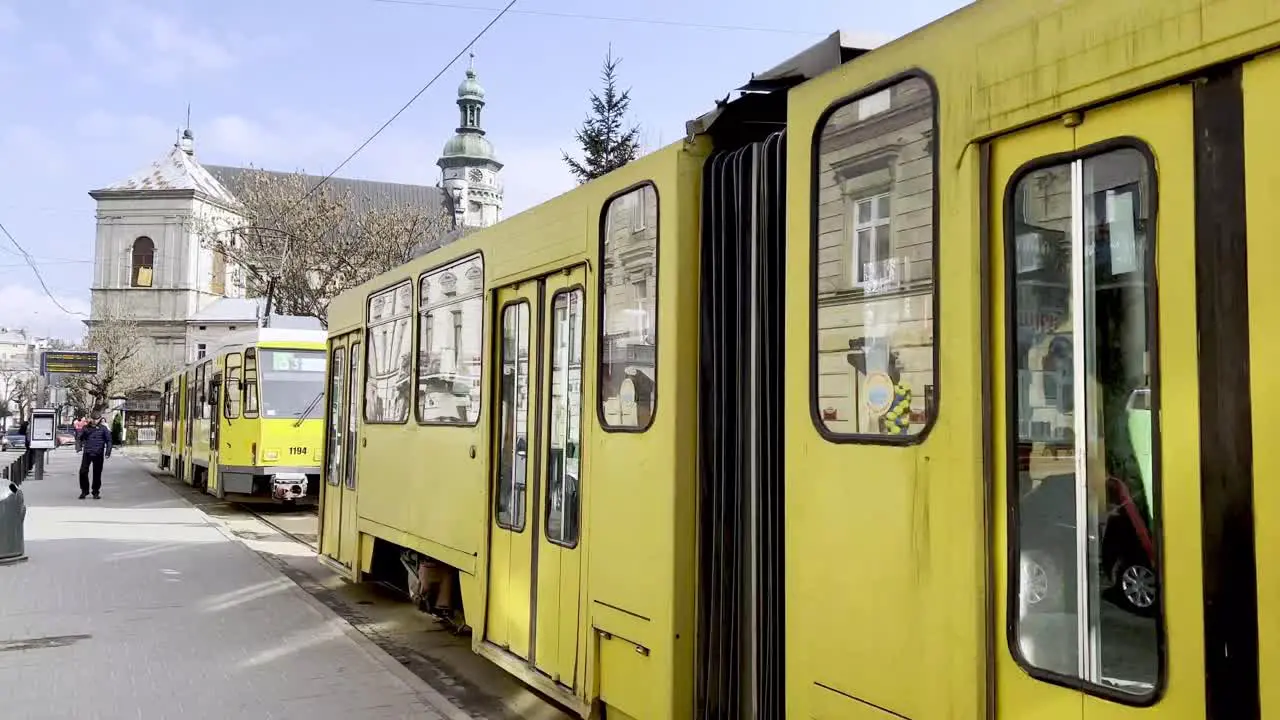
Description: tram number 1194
288,446,307,456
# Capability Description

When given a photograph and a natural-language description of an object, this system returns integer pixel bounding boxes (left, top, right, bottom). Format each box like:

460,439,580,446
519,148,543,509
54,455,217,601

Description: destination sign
41,350,99,375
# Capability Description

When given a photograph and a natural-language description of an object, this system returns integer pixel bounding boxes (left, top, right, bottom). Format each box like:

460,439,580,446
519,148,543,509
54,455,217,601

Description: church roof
205,165,447,217
94,143,238,204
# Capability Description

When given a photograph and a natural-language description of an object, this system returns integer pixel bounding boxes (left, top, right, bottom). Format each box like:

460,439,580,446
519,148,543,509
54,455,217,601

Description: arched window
131,236,155,287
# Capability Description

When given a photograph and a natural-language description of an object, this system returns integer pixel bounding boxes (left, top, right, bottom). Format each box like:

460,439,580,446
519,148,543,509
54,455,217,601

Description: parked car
1017,470,1158,618
55,427,76,447
1,429,27,452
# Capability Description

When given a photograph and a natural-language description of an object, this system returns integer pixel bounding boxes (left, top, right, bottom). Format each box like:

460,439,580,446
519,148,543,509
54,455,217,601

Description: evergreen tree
562,47,642,183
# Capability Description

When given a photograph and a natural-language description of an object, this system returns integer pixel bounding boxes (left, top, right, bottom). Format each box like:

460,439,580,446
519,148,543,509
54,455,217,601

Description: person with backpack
77,415,112,500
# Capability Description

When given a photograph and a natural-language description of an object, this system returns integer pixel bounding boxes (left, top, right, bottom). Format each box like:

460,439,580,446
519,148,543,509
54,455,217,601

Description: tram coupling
270,472,309,502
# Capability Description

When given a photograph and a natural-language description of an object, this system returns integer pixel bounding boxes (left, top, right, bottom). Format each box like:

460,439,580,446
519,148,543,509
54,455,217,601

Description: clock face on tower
468,168,483,183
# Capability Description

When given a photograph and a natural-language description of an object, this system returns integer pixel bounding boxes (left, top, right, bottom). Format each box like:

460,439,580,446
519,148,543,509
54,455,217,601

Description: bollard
0,481,26,564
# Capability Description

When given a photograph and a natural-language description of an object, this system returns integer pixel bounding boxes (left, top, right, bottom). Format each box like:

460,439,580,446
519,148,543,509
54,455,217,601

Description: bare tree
0,368,38,421
63,304,178,413
192,168,454,328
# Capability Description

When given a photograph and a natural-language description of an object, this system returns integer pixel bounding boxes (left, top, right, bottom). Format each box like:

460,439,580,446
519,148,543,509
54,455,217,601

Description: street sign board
41,351,98,375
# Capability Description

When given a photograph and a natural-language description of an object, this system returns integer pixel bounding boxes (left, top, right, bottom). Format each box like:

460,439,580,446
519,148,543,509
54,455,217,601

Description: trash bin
0,481,26,564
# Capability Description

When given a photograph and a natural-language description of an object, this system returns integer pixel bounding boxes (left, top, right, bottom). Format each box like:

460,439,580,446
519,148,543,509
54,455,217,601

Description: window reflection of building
495,302,530,530
548,289,584,545
814,77,936,436
417,254,484,424
600,185,658,429
365,282,413,423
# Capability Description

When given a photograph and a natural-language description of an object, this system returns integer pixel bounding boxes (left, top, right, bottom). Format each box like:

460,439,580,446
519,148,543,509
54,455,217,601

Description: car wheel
1113,559,1158,616
1020,549,1066,614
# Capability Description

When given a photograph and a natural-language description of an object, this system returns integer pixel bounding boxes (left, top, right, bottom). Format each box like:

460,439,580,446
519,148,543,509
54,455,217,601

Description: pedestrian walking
76,415,112,500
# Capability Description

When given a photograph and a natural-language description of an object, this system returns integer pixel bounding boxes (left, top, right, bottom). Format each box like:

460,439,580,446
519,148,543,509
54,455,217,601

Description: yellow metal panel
786,80,986,720
988,118,1081,719
987,86,1205,719
534,266,588,687
1072,86,1203,720
319,338,347,563
1243,48,1280,720
598,633,656,719
486,282,538,659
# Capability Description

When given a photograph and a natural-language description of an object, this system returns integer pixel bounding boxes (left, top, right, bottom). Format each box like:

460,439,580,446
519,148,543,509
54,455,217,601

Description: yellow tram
159,327,328,504
319,0,1280,717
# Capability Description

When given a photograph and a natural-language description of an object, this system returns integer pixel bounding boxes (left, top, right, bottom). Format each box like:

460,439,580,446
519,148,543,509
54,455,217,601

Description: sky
0,0,966,342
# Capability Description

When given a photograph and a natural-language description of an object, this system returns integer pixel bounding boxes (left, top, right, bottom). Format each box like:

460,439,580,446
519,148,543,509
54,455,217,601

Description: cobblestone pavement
0,448,452,720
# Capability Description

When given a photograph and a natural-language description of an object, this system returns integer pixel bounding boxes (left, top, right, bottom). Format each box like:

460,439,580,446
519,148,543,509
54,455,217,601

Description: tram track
234,502,319,551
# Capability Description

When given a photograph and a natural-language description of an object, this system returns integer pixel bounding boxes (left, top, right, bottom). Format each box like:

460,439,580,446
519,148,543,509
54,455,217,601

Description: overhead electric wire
0,219,87,317
281,0,519,217
370,0,824,36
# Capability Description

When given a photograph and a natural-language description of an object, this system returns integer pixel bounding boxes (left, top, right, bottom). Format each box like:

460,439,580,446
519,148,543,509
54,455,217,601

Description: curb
124,454,474,720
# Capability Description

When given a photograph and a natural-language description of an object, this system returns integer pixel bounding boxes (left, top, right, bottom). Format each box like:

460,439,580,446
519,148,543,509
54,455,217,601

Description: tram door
208,369,222,496
321,333,362,571
486,266,587,688
990,85,1203,718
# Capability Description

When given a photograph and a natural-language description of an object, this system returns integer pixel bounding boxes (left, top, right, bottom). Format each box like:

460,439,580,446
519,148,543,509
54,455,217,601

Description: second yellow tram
159,327,327,504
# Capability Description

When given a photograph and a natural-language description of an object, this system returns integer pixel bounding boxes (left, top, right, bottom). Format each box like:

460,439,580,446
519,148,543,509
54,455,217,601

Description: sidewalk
0,448,450,720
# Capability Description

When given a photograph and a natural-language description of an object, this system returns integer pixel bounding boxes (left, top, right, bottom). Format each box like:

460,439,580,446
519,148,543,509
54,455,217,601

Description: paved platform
0,448,451,719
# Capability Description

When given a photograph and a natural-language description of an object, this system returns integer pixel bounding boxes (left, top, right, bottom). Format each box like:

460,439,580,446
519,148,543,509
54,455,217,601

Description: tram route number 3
288,446,307,456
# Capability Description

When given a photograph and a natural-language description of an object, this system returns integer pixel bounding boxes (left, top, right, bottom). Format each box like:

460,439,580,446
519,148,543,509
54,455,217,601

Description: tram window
496,302,531,531
197,363,208,420
599,184,658,431
346,341,361,490
546,288,584,547
1008,146,1161,698
326,347,345,486
416,254,484,425
812,75,937,440
365,281,414,424
225,353,242,419
244,348,259,418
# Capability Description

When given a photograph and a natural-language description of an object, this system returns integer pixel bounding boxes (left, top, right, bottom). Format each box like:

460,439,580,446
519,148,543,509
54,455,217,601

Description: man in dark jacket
77,415,112,500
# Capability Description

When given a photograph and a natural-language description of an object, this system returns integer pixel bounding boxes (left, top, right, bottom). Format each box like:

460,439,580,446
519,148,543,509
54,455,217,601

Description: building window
1007,146,1161,697
132,236,155,288
599,184,658,431
812,75,936,439
197,343,207,360
851,193,892,287
416,255,483,425
365,281,414,424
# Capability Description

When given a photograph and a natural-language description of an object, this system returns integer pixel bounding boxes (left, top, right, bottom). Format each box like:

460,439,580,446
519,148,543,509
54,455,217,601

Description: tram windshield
258,349,326,419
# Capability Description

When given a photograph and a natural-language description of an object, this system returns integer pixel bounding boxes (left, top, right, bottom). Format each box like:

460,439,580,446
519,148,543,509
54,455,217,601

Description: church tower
438,57,503,229
87,128,245,363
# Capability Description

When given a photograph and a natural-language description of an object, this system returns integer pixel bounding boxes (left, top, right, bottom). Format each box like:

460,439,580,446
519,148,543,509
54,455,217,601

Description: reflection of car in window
1017,465,1158,618
419,372,479,422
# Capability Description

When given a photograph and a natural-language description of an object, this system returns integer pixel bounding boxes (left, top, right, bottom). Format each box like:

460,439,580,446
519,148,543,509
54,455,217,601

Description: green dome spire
438,56,501,170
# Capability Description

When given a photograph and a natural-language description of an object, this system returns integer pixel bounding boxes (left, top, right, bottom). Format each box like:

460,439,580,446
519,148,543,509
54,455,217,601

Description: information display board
29,408,56,450
41,351,99,375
